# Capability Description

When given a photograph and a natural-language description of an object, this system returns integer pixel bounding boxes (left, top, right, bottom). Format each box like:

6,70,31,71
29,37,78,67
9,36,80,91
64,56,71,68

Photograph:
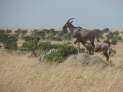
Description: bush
106,39,117,45
21,40,36,51
31,30,45,40
40,44,81,62
102,28,110,33
6,29,12,34
39,42,84,52
14,29,22,37
94,29,104,39
21,30,27,35
22,36,34,41
106,31,122,45
21,37,40,56
4,36,18,50
52,37,63,41
113,31,120,36
38,42,57,51
0,31,18,50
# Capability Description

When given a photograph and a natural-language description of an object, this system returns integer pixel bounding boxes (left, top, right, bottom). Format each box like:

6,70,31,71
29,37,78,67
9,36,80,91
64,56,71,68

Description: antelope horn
67,18,75,23
70,20,74,23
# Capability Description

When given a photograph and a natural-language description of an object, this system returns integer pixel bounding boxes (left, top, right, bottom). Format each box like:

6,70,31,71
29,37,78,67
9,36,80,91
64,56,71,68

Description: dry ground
0,43,123,92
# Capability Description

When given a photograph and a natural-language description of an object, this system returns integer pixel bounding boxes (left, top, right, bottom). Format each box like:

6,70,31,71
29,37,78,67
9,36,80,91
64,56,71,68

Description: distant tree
21,30,41,56
14,29,22,38
21,37,40,57
4,35,18,50
39,29,59,40
0,31,18,50
94,29,104,39
106,31,122,45
63,33,73,40
21,30,27,35
6,29,12,34
113,31,120,36
102,28,110,33
32,29,45,40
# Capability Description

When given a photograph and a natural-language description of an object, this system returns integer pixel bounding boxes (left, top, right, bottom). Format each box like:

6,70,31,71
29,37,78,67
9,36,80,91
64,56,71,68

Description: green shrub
31,30,45,40
102,28,110,33
94,29,104,39
113,31,120,36
6,30,12,34
22,36,33,41
52,37,63,41
106,31,122,45
5,36,17,50
40,44,79,62
38,42,57,51
106,39,118,45
21,41,35,51
14,29,22,37
21,37,40,56
0,31,18,50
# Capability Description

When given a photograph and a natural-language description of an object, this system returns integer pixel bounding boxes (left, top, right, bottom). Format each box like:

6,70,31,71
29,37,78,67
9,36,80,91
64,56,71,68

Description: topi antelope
62,18,100,53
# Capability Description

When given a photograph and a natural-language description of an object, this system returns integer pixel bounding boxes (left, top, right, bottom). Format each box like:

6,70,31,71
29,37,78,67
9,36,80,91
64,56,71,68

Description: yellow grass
0,44,123,92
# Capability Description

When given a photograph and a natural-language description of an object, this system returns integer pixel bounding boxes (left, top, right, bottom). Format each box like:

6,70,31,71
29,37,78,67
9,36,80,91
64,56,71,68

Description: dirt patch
64,53,107,67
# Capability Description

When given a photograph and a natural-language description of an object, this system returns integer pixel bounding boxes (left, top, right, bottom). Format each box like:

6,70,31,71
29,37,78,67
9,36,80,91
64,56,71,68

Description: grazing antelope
83,41,112,64
62,18,100,53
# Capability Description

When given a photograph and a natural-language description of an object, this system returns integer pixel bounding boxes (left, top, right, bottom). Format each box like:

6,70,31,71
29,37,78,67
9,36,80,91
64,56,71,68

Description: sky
0,0,123,29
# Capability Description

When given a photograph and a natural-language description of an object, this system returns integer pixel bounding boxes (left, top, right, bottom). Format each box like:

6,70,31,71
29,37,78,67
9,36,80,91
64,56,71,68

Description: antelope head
62,18,75,33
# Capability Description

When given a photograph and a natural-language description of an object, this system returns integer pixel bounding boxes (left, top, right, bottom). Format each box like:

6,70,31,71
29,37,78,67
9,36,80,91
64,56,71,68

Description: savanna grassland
0,28,123,92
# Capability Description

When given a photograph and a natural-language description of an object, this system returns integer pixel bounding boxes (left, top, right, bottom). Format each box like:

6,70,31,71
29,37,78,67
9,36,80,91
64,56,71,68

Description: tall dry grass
0,42,123,92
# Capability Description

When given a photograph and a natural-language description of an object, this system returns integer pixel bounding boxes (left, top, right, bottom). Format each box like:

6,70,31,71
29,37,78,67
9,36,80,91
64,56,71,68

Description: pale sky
0,0,123,29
